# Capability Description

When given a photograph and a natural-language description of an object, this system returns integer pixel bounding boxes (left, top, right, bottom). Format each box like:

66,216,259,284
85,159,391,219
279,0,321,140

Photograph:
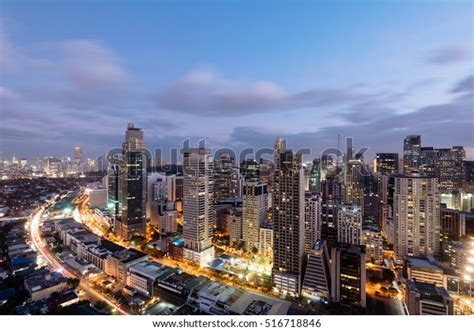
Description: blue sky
1,0,473,161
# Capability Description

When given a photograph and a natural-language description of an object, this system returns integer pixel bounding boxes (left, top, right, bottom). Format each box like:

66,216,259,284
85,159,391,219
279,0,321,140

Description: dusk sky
1,0,473,161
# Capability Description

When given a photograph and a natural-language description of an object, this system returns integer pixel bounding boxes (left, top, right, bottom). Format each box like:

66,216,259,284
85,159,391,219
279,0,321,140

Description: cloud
426,45,472,65
154,69,371,116
451,74,474,94
59,40,131,87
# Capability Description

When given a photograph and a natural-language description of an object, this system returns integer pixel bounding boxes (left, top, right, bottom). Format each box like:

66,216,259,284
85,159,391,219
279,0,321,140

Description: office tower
440,208,466,241
362,226,384,264
337,204,362,245
463,160,474,191
304,193,322,253
403,135,421,173
107,164,121,221
273,137,287,166
74,146,83,173
309,158,321,193
320,176,343,249
97,154,108,172
259,225,273,258
331,243,366,308
435,146,465,190
375,153,399,175
240,159,260,182
117,124,147,239
420,147,436,176
344,160,365,208
243,182,268,251
393,173,440,261
146,173,167,227
182,147,215,267
363,173,380,223
272,150,305,296
214,154,240,200
302,240,332,302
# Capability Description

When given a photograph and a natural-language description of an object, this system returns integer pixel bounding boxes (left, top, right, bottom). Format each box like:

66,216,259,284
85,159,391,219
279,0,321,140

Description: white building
337,204,362,245
394,174,440,261
362,226,384,264
259,226,273,258
182,148,215,267
242,182,268,251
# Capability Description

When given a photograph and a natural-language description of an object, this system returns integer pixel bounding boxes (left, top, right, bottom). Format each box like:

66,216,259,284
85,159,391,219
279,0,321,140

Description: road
29,207,130,315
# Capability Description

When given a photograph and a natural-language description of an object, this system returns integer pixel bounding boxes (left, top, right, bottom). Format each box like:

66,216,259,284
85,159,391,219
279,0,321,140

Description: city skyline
1,1,473,159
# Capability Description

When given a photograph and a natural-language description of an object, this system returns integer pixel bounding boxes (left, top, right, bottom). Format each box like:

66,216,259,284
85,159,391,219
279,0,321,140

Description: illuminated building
304,193,322,253
182,147,216,267
309,158,321,193
320,176,343,249
375,153,399,174
243,182,268,251
393,173,440,261
403,135,421,173
116,123,147,240
331,243,366,308
259,225,273,258
362,226,384,264
272,149,305,296
302,240,332,302
337,204,362,245
406,281,453,315
440,208,466,241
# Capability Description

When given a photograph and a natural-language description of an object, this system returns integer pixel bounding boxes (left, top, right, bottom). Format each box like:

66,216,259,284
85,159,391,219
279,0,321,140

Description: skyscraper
182,147,215,267
331,243,366,308
116,124,147,240
320,176,343,249
337,204,362,245
393,173,440,261
243,182,268,252
375,153,399,174
304,193,322,253
403,135,421,173
309,158,321,193
272,149,305,296
302,240,332,302
74,146,83,174
344,160,365,208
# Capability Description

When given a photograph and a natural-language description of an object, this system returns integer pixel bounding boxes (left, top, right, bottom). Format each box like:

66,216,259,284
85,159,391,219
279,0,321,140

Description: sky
0,0,473,162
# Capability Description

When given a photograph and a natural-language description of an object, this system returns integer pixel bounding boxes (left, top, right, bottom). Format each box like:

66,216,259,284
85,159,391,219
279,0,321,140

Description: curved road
29,207,129,315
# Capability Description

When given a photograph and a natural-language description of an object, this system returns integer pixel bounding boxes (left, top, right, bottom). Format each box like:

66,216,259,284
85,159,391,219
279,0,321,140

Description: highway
29,207,130,315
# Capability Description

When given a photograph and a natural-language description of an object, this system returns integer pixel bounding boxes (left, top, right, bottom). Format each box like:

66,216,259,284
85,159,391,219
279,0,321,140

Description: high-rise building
375,153,399,175
74,146,83,174
463,160,474,191
214,154,240,200
440,208,466,241
239,159,260,182
403,135,421,173
337,204,362,245
259,225,273,258
243,182,268,251
320,176,343,249
420,147,436,177
362,226,384,264
302,240,332,302
116,124,147,240
272,149,305,296
393,173,440,261
344,160,365,208
309,158,321,193
435,146,465,190
304,193,322,253
331,243,366,308
182,147,215,267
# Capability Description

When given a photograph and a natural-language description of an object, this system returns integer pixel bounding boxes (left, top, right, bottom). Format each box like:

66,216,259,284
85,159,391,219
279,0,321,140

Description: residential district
0,124,473,315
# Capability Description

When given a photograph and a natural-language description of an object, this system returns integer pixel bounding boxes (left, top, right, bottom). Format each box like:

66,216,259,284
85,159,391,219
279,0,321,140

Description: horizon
1,1,473,159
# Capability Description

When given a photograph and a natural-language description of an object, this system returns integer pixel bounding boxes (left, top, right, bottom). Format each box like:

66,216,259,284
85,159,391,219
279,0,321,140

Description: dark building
320,176,343,250
403,135,421,173
440,208,466,241
116,123,147,240
240,159,260,182
309,158,321,193
272,149,305,296
331,243,366,308
463,160,474,191
214,154,239,200
375,153,399,175
420,147,436,177
363,173,380,224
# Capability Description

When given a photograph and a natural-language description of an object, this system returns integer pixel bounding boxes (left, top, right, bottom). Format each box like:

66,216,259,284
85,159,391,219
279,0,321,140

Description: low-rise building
24,270,69,302
126,261,169,297
105,248,148,283
406,281,454,315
